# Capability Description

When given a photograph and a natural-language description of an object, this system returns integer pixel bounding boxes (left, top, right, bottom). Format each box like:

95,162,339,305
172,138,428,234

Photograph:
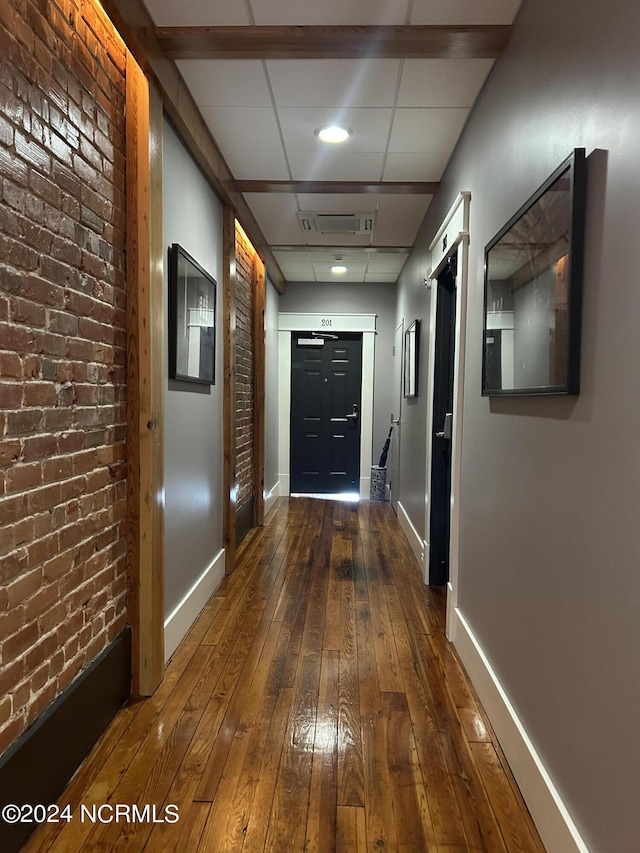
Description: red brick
23,380,57,407
22,433,57,461
0,439,21,468
2,619,39,661
5,462,42,492
0,381,22,407
0,0,128,752
27,532,59,568
25,632,58,673
0,352,22,378
43,455,73,482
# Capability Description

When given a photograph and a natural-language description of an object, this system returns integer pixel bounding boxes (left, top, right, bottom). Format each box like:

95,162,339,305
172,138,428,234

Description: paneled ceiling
142,0,522,283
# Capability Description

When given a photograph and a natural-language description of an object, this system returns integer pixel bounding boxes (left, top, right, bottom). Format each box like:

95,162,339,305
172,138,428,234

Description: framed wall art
168,243,217,385
404,319,419,398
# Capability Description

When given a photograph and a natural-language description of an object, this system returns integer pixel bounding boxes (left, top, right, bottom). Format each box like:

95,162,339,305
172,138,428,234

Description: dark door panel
291,333,362,494
429,257,457,585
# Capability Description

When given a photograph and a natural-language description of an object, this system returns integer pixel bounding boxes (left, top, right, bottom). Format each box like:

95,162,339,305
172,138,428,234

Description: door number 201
321,319,332,327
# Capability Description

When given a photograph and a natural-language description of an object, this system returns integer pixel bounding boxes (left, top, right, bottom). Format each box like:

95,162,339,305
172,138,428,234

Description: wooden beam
156,24,513,60
125,56,165,696
237,180,439,195
100,0,286,294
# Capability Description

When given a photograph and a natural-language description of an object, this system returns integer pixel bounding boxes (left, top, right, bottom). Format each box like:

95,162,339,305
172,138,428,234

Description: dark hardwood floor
24,497,546,852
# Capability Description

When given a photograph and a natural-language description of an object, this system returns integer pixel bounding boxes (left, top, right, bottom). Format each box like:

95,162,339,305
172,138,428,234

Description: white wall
162,120,225,656
396,1,640,850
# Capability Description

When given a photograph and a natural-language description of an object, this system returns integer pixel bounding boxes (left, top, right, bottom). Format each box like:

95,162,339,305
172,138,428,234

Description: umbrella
378,426,393,468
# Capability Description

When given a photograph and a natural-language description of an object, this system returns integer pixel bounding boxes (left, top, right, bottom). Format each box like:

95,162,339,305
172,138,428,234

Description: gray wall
162,120,224,617
279,281,396,463
396,0,640,850
394,262,431,531
264,277,280,498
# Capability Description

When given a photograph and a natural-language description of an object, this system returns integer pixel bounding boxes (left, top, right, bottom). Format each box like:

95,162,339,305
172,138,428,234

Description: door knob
345,403,359,420
436,412,453,440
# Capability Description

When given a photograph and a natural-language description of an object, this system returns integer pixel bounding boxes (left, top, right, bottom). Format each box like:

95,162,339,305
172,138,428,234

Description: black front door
429,257,457,585
290,332,362,494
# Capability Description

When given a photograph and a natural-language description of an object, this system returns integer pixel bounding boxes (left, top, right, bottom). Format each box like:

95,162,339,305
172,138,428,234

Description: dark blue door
290,333,362,494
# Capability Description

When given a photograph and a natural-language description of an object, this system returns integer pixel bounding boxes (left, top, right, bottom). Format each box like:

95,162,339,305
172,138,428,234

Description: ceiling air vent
297,211,375,235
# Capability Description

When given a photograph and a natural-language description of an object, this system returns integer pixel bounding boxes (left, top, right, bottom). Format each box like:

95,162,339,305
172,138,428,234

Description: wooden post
126,56,165,695
253,253,266,526
223,208,237,571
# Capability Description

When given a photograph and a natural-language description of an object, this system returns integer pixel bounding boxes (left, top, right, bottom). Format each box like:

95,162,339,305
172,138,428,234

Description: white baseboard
164,548,225,662
452,609,590,853
397,501,425,567
360,476,371,499
278,473,290,496
264,481,280,516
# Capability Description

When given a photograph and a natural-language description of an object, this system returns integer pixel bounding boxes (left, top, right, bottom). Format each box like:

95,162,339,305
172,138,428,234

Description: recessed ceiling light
315,125,351,144
331,263,348,274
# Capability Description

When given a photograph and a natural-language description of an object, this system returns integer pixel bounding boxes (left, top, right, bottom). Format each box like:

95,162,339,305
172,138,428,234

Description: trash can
370,465,387,501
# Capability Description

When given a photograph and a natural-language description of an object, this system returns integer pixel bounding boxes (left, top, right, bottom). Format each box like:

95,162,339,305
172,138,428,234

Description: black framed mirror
482,148,587,396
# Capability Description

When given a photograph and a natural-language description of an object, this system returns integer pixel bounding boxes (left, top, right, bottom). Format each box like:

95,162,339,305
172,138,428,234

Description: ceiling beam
100,0,286,293
236,180,439,195
156,24,512,60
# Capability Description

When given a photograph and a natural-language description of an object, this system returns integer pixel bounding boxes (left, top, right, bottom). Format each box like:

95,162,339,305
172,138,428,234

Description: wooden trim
253,253,266,527
100,0,285,294
223,207,237,572
156,24,513,60
236,180,439,195
125,54,165,696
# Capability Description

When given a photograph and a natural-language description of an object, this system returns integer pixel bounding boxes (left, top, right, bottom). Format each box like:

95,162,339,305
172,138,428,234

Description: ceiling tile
242,193,301,244
383,152,449,181
176,60,272,107
285,271,317,282
278,108,393,154
224,149,290,180
273,251,317,267
388,108,469,153
313,263,369,281
143,0,250,25
199,106,283,152
249,0,410,25
267,59,401,108
366,253,409,273
288,151,385,181
365,272,400,282
296,193,379,213
374,195,432,245
297,232,374,247
398,59,495,108
410,0,521,24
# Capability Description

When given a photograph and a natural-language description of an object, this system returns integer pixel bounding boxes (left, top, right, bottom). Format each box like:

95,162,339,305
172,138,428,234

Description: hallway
23,498,544,853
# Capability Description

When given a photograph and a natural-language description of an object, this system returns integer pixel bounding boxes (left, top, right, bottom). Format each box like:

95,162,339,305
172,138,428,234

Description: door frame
424,192,470,641
278,313,376,498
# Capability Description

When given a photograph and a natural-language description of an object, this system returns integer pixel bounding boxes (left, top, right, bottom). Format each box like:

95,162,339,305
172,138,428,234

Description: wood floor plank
470,742,547,853
239,686,293,853
336,539,364,808
22,498,546,853
305,650,339,852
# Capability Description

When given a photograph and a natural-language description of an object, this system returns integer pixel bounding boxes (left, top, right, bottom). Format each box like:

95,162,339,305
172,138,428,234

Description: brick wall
0,0,128,754
235,227,254,512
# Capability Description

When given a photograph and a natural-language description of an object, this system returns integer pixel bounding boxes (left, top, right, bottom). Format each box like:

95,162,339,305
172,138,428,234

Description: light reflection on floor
290,492,360,503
